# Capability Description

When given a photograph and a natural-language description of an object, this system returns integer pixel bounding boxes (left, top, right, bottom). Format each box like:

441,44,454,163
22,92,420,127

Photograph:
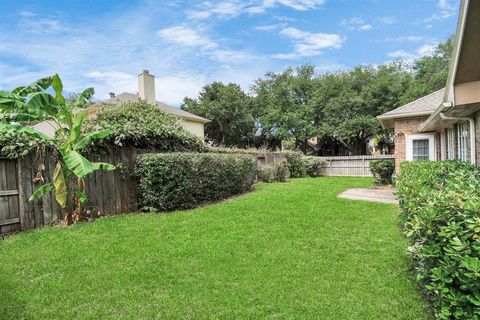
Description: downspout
440,112,476,165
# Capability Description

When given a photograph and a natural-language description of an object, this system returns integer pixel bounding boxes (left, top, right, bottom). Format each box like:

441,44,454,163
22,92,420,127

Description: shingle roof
101,92,210,123
379,88,445,118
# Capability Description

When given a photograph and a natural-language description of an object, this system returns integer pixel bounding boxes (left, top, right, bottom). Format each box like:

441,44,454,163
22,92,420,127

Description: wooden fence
320,155,394,177
0,146,139,234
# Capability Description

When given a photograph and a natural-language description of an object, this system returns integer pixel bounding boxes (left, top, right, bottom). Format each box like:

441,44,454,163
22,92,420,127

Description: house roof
102,92,210,123
377,88,445,128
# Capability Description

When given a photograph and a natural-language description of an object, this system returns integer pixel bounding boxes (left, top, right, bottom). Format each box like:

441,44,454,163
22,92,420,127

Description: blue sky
0,0,460,106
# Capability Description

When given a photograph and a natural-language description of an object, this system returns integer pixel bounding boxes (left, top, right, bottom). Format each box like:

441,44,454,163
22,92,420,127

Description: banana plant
0,74,115,224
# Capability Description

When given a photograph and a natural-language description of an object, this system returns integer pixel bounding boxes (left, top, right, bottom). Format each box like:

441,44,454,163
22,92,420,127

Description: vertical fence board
320,155,394,177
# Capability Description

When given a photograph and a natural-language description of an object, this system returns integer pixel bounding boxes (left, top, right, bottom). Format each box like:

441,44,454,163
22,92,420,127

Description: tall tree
406,36,454,100
252,65,316,153
182,82,255,147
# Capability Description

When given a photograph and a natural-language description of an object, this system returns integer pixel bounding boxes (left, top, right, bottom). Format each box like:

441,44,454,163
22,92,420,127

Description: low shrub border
286,153,306,178
396,161,480,320
257,161,289,183
135,152,256,211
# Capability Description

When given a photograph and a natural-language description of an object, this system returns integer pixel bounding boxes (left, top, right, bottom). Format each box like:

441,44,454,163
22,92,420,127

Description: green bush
286,153,306,178
135,152,256,211
84,101,205,152
304,156,325,177
257,162,289,183
370,159,395,185
396,161,480,320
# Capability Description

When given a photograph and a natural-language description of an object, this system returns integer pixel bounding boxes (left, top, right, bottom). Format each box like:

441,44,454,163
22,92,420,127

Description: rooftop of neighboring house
101,91,210,123
377,88,445,129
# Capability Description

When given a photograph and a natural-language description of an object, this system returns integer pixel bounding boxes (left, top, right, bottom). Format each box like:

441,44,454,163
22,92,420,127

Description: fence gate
0,159,20,234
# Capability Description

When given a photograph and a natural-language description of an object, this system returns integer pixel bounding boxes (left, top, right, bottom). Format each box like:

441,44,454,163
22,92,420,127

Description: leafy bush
257,162,289,183
286,153,306,178
0,130,53,159
370,159,395,185
396,161,480,320
304,156,325,177
135,152,256,211
84,101,205,152
257,165,276,183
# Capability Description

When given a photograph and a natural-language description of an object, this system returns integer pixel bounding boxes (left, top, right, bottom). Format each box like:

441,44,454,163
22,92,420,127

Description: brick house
377,0,480,172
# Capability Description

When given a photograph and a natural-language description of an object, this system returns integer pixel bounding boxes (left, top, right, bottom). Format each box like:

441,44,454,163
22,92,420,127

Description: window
457,121,469,162
412,139,430,161
447,127,455,160
406,134,435,161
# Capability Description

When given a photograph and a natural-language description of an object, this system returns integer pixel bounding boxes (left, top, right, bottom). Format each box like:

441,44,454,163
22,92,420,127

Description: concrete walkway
338,188,398,204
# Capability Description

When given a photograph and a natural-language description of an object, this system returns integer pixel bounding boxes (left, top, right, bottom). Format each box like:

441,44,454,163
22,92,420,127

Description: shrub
135,153,256,211
83,101,205,152
304,156,325,177
396,161,480,320
286,153,306,178
257,161,289,183
257,165,276,183
370,159,395,185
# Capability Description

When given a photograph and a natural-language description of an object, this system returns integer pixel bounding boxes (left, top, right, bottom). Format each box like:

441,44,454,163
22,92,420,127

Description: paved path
338,188,398,204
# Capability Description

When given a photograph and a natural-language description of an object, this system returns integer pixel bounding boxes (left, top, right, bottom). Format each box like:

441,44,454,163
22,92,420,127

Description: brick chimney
138,69,155,104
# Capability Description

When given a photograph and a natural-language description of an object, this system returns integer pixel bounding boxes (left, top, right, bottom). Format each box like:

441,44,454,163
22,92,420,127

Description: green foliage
369,159,395,185
0,130,53,158
135,152,256,211
83,101,204,152
182,82,255,147
396,161,480,319
285,153,306,178
0,74,114,224
257,162,289,183
304,156,325,177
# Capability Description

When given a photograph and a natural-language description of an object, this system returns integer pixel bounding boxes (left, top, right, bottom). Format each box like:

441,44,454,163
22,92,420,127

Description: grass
0,177,429,319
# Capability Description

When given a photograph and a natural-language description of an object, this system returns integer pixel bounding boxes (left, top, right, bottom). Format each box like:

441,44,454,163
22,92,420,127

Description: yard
0,177,428,319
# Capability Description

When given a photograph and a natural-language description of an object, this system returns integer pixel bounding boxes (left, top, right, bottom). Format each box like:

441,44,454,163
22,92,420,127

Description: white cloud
186,1,244,20
378,16,397,25
188,0,326,20
157,26,217,50
423,0,457,23
387,43,438,63
255,23,287,31
341,17,372,31
385,35,435,43
273,27,344,59
247,0,326,13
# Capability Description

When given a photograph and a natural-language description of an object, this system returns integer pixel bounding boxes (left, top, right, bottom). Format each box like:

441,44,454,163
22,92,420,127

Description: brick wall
393,116,429,172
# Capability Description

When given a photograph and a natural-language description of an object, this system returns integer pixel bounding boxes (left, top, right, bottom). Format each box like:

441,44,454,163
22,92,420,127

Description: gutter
440,112,476,165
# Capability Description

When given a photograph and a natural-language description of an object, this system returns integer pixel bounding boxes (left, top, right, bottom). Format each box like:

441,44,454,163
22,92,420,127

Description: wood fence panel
320,155,394,177
0,158,21,234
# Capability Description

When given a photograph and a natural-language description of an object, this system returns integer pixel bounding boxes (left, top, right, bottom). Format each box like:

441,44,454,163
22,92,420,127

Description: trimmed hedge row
257,162,289,183
396,161,480,320
135,153,256,211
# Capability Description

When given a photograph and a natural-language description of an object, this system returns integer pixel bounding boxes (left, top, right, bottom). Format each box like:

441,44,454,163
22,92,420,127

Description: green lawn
0,177,429,319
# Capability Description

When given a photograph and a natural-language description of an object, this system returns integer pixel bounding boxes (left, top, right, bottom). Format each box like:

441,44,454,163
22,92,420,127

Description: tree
182,82,255,147
252,65,316,153
0,75,115,224
406,36,454,100
312,63,413,155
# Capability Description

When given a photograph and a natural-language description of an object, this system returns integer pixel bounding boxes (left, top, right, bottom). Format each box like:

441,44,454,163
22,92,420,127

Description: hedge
285,153,306,178
396,161,480,320
304,156,325,177
83,101,205,152
257,162,289,183
135,153,256,211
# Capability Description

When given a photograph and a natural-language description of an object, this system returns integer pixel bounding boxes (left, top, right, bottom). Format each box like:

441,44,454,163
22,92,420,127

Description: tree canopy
182,37,453,155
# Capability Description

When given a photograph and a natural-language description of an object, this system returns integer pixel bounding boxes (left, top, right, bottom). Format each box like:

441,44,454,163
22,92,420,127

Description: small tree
0,74,115,224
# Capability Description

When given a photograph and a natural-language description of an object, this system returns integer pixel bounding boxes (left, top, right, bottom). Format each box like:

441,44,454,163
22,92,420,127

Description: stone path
338,188,398,205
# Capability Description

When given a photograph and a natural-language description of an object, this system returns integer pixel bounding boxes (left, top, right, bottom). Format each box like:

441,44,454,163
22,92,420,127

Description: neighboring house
33,70,210,138
103,70,209,137
378,0,480,172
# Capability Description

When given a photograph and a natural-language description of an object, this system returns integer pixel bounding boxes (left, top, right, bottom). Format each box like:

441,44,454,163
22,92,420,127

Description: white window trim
447,126,455,160
457,121,469,162
406,133,436,161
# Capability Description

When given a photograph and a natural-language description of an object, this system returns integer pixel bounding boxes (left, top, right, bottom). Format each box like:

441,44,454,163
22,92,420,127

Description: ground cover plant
396,161,480,319
0,178,428,319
